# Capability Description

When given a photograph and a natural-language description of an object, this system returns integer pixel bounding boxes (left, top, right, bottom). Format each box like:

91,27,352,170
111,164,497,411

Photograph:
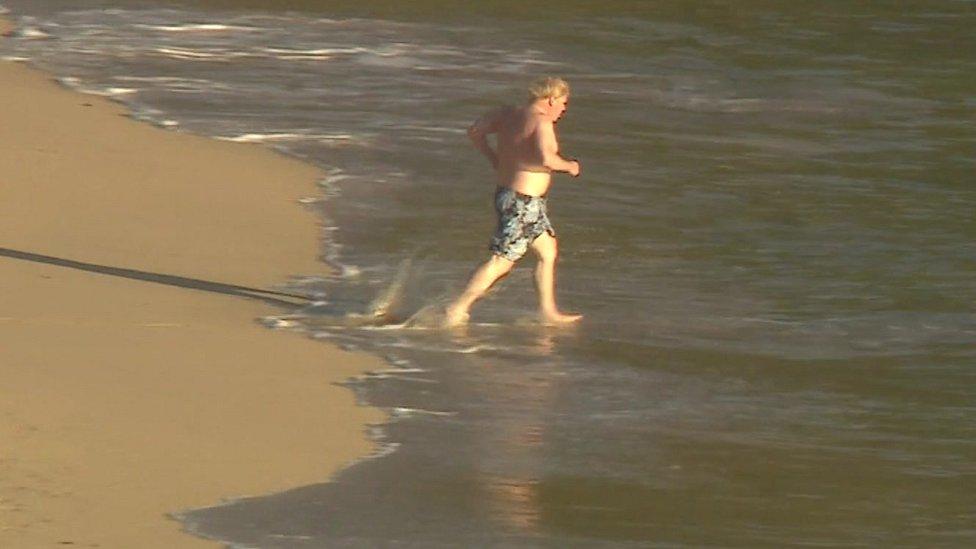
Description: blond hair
528,76,570,101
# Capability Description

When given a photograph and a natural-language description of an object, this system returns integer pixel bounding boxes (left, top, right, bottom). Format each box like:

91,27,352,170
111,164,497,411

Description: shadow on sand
0,246,311,308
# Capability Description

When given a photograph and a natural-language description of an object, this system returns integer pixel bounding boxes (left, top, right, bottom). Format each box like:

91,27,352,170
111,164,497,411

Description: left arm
536,119,580,177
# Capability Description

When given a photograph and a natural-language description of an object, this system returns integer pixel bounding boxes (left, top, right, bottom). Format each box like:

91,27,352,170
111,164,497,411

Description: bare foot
443,305,470,327
540,310,583,325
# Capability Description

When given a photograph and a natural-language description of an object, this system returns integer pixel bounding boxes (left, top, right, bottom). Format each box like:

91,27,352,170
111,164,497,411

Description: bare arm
537,119,580,177
467,108,502,169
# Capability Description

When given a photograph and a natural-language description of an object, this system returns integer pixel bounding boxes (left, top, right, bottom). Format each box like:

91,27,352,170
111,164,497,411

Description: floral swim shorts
489,187,555,262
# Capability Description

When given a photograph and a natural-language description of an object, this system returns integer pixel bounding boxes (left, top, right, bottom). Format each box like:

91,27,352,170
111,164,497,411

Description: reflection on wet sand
470,332,562,536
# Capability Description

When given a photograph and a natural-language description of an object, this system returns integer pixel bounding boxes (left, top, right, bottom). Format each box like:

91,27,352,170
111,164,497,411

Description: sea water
2,0,974,546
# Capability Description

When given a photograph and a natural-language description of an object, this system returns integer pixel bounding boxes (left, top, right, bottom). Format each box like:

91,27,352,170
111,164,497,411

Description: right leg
444,254,515,326
530,231,581,324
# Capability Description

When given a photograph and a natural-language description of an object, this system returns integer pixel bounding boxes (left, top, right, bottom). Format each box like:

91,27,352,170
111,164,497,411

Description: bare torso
493,106,553,197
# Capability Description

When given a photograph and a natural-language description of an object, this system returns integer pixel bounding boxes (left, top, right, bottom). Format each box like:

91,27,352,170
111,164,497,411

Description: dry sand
0,25,386,548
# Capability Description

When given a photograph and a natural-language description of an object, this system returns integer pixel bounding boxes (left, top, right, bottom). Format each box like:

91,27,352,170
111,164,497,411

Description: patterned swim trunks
489,187,556,262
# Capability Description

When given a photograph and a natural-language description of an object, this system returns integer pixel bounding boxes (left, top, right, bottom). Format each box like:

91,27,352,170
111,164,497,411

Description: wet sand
0,18,385,548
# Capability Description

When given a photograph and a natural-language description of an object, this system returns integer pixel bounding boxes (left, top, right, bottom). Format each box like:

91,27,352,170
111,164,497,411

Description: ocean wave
258,46,353,60
217,132,366,147
369,367,429,375
152,46,255,60
114,103,180,128
112,75,231,93
10,25,49,40
364,373,438,384
134,23,257,33
56,78,140,98
260,316,301,330
391,407,456,418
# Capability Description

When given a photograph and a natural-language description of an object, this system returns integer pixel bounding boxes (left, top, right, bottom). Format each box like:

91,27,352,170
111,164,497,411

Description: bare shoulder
470,104,513,134
514,107,548,137
522,106,549,127
534,115,555,136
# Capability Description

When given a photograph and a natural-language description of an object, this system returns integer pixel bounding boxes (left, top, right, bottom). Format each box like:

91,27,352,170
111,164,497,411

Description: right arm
467,108,502,170
537,119,580,177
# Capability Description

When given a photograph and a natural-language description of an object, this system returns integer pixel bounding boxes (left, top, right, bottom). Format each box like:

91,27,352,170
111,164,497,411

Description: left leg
529,231,581,324
444,254,515,326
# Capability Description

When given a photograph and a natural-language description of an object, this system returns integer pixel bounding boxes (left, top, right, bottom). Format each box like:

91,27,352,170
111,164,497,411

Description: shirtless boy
444,77,582,326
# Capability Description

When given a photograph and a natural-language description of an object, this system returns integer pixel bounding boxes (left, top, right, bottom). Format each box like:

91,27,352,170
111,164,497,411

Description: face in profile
550,94,569,122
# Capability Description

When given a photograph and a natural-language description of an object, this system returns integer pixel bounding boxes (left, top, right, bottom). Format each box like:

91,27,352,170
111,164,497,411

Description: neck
529,99,550,118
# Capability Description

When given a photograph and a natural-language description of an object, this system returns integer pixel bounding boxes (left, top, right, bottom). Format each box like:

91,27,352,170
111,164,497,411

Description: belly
502,170,552,197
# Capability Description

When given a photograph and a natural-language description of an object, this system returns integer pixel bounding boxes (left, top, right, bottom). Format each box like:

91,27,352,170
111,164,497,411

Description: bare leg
530,232,582,324
444,255,515,326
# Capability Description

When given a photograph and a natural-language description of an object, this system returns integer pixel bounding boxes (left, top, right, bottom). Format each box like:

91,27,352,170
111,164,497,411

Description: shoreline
0,16,386,549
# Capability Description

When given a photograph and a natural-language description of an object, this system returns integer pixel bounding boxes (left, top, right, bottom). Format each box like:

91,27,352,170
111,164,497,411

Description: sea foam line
134,23,257,33
10,25,50,40
217,132,358,144
153,46,255,60
54,76,137,97
391,407,456,418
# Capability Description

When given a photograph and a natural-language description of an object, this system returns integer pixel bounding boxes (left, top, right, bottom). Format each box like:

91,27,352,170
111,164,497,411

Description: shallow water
3,0,974,546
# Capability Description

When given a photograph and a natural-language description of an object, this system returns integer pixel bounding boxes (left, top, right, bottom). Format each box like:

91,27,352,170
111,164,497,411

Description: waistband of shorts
495,186,547,200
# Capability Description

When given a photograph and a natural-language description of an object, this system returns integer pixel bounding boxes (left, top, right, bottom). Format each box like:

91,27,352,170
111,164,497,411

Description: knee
537,245,558,264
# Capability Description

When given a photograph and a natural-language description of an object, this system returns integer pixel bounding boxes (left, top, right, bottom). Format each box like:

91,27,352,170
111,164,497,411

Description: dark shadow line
0,247,312,309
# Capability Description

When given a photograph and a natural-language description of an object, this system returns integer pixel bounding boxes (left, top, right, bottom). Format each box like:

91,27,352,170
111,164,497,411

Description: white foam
452,344,499,354
317,173,353,187
53,76,137,99
113,75,231,92
365,373,438,384
259,47,340,60
216,132,357,144
268,534,313,541
360,323,413,331
391,407,455,418
128,106,180,129
384,354,412,365
102,87,137,96
370,368,428,375
153,46,217,59
55,76,82,89
153,47,253,61
260,316,299,329
335,263,361,278
116,76,195,82
12,26,50,40
135,23,256,33
366,440,400,461
219,132,300,143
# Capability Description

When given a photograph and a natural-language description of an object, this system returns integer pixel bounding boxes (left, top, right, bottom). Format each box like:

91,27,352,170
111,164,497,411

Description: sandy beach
0,18,385,548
